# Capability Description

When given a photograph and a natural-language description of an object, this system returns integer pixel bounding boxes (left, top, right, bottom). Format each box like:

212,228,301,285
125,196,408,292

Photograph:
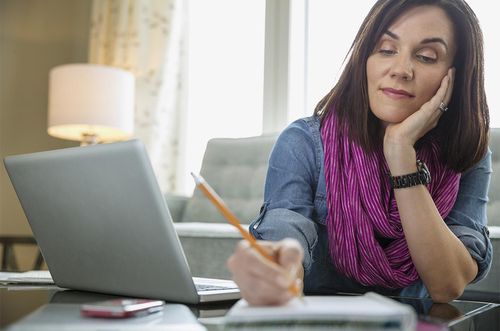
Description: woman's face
366,5,456,125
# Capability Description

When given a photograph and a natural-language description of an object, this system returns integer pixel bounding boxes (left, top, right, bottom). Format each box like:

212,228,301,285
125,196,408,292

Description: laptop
4,140,240,304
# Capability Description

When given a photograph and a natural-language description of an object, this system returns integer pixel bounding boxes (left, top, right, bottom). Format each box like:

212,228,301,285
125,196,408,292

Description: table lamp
48,64,135,146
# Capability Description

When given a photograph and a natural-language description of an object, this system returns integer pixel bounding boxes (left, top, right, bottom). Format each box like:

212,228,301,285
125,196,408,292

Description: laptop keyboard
195,284,238,291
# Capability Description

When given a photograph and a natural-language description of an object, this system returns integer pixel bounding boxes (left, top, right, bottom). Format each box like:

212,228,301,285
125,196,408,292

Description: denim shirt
250,116,492,298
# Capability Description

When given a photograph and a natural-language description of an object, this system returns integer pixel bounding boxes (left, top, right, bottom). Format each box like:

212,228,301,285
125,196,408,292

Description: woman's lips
382,88,414,99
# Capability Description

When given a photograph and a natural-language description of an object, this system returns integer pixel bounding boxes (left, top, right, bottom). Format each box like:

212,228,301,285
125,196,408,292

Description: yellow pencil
191,172,303,298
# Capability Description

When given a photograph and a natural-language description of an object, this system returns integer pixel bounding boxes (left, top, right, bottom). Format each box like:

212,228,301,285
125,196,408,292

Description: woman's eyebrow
384,30,448,51
421,37,448,51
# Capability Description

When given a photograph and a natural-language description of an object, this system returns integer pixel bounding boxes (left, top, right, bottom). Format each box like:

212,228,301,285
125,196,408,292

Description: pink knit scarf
321,111,461,289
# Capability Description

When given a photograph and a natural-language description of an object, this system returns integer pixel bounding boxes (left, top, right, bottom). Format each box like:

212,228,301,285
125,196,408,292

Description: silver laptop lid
4,140,202,303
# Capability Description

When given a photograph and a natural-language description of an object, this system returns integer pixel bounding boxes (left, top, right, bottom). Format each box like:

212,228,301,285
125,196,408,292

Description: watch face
418,172,430,184
417,160,431,184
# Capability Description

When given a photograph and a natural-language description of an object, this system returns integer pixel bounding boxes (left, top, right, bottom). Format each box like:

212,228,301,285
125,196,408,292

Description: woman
227,0,492,305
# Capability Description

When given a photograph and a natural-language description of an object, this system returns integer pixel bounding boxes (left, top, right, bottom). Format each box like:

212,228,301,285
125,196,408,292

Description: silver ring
438,102,448,113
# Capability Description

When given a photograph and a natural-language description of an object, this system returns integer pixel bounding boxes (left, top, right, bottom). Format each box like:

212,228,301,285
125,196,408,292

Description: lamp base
80,133,98,146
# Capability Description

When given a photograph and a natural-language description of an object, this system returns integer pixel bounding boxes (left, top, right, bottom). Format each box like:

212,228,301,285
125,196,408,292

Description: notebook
224,292,417,331
1,270,54,285
4,140,240,304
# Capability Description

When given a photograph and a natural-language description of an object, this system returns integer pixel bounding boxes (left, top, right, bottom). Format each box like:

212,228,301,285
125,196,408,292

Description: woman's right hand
227,238,304,306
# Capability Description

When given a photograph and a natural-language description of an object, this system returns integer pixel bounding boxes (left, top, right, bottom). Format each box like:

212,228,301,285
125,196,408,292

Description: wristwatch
389,160,431,189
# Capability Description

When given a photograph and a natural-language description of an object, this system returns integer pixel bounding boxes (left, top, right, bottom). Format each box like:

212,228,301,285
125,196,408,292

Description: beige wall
0,0,92,269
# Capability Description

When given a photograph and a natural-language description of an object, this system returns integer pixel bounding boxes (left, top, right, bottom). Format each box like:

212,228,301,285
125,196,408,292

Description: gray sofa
168,129,499,302
168,134,277,279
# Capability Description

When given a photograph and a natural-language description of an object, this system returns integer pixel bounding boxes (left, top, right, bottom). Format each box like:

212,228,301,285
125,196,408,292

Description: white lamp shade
48,63,135,142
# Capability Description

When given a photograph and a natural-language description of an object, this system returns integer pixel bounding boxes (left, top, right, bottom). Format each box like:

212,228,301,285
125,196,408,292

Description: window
469,0,500,127
304,0,374,114
182,0,265,193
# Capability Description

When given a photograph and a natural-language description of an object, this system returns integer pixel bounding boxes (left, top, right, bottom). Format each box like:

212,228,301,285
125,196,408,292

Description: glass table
1,285,498,331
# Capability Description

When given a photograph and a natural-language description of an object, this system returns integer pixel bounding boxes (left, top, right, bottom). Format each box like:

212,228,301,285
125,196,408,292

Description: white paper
1,270,54,284
224,292,416,331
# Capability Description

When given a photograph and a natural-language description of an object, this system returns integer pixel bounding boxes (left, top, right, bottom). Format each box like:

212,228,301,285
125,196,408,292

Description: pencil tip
191,172,201,184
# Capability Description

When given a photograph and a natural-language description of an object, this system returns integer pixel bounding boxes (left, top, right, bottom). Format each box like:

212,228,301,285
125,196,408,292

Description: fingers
428,68,451,113
276,238,304,275
233,268,295,305
228,241,294,305
412,67,453,135
431,67,454,113
442,67,455,106
235,240,298,288
227,239,304,306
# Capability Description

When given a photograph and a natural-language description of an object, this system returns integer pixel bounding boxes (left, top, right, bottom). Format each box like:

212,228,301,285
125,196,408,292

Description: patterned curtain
89,0,185,192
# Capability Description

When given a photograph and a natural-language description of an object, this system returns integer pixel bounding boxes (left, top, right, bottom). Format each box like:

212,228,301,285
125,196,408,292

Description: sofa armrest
174,222,243,279
164,193,190,223
173,222,242,238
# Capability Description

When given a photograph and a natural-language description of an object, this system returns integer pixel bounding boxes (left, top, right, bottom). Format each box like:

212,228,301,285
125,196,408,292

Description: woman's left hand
383,68,455,169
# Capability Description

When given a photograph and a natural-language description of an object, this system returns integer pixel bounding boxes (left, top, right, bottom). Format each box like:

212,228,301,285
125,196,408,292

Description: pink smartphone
81,299,165,318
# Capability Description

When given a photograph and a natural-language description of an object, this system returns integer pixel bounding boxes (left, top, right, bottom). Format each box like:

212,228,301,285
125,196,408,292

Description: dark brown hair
314,0,489,172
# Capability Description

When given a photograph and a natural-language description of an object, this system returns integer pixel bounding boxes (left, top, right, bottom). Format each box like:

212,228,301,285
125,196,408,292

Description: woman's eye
379,49,396,55
416,54,437,63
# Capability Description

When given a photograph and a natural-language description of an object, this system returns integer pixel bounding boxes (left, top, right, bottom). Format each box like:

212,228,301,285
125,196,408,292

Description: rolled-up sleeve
250,208,318,271
445,149,493,283
249,119,320,272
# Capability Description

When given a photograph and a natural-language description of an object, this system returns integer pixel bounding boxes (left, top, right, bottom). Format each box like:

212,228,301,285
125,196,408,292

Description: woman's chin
372,113,410,126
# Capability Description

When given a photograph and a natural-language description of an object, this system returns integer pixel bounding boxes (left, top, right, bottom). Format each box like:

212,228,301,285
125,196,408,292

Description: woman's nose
389,56,414,81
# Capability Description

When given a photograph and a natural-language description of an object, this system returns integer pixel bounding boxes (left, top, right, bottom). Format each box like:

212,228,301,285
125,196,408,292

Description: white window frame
262,0,291,133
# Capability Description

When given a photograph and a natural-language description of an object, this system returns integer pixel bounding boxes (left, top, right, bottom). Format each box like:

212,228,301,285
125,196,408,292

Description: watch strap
389,160,431,189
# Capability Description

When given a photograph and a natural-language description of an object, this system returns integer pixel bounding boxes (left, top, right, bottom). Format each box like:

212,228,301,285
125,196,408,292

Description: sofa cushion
181,134,278,223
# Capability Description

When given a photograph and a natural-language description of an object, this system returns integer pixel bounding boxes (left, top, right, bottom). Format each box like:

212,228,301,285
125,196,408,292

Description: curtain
89,0,185,192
